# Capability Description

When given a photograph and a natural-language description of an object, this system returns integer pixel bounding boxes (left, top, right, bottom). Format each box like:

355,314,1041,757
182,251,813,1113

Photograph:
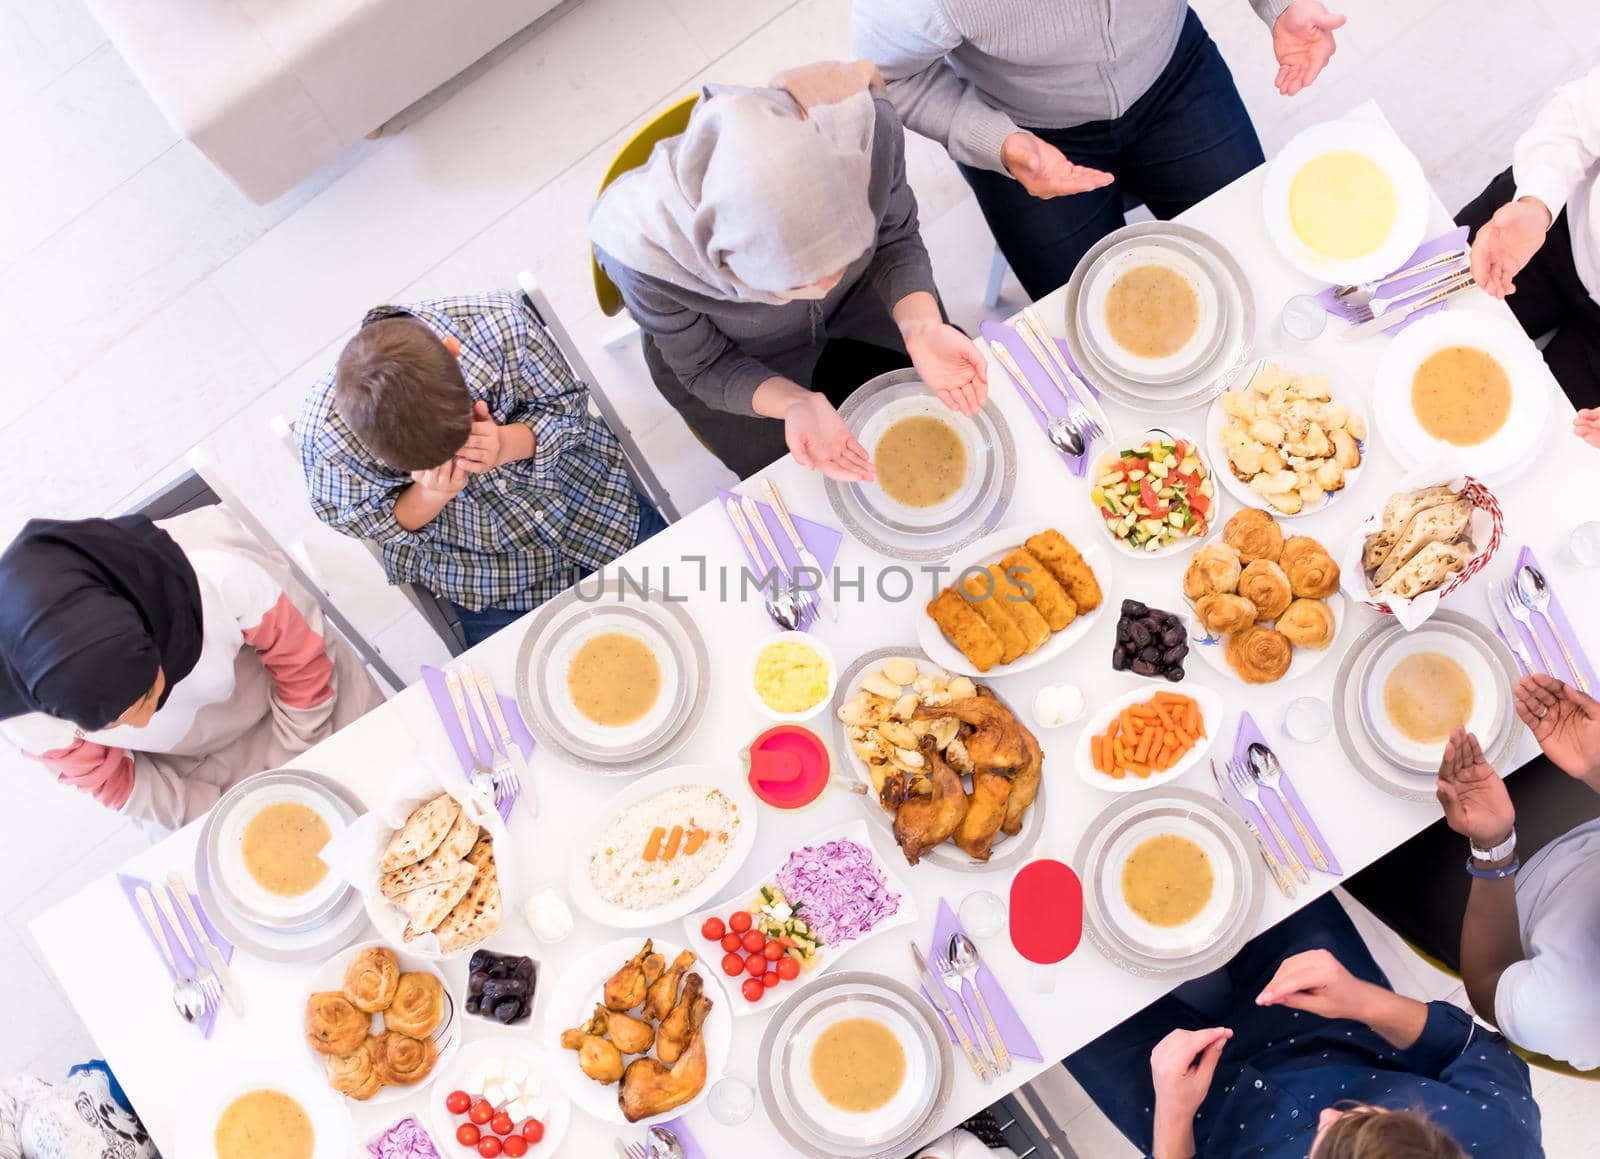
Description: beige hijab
590,86,879,306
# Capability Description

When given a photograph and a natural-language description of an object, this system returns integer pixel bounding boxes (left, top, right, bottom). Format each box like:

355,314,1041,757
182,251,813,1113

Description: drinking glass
1282,696,1332,743
1279,294,1328,341
959,889,1008,939
707,1076,755,1125
1566,521,1600,567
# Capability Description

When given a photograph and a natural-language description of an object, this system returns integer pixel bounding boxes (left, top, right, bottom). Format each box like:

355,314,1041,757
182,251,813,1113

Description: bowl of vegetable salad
1090,431,1219,558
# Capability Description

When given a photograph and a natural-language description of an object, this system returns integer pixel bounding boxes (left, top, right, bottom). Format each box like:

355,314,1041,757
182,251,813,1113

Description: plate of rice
569,764,758,929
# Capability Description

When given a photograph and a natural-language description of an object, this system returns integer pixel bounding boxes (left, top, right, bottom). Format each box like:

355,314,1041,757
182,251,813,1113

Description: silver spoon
134,886,206,1024
1516,565,1589,694
1247,743,1329,872
646,1126,686,1159
947,933,1011,1073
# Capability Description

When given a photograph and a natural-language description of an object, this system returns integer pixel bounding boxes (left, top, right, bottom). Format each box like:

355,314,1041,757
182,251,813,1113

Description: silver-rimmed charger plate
1357,619,1510,773
1078,236,1229,386
758,970,952,1159
830,645,1046,872
1075,787,1264,980
1064,223,1256,413
515,577,710,776
825,369,1017,562
1333,610,1520,803
195,768,370,963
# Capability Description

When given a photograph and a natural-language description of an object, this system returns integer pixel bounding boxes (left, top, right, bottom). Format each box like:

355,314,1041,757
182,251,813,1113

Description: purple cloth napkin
1315,226,1470,334
979,319,1100,476
655,1119,705,1158
717,489,844,631
919,898,1043,1064
1499,547,1598,689
1229,714,1342,876
117,873,235,1038
419,665,533,821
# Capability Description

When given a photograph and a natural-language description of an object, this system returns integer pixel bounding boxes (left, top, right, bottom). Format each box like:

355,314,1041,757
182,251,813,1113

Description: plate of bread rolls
1182,509,1345,686
919,526,1110,676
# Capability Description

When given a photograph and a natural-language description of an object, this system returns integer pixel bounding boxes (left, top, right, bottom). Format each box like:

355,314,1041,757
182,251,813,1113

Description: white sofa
86,0,562,203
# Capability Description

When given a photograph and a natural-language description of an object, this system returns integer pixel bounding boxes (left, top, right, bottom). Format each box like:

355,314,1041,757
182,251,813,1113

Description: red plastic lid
746,725,830,809
1009,859,1083,965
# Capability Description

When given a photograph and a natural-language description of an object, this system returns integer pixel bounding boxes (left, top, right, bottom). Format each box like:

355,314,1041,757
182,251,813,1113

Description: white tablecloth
33,102,1599,1156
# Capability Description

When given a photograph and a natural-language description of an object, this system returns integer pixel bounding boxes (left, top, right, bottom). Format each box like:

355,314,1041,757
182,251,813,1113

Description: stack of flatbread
1362,486,1476,600
377,793,503,954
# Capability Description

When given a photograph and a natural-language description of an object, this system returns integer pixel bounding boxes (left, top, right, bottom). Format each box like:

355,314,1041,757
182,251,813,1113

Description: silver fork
152,881,221,1013
1227,758,1308,883
1344,263,1470,323
1501,580,1557,677
461,668,516,808
443,667,498,805
1016,308,1105,445
471,668,525,804
624,1144,649,1159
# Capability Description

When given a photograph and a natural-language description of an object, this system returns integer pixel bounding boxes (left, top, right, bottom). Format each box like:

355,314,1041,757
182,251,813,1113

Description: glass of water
1282,696,1333,743
1279,294,1328,341
959,889,1009,939
1567,521,1600,567
707,1076,756,1125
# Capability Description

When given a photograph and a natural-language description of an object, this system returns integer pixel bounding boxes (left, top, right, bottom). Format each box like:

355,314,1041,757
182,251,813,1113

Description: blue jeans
1063,895,1387,1156
448,497,669,648
963,7,1264,299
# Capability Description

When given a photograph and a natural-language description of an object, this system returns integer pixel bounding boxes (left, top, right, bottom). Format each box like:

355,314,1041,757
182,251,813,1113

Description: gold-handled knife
911,942,993,1082
166,871,245,1016
1211,760,1295,898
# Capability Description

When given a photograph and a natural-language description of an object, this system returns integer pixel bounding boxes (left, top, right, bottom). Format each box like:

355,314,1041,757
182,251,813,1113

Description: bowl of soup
1361,628,1506,772
1081,242,1223,383
538,608,686,755
1099,811,1238,958
1261,120,1429,285
179,1065,352,1159
210,771,356,932
853,394,985,533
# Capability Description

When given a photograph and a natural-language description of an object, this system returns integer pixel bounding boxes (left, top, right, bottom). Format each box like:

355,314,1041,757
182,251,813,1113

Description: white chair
153,454,404,693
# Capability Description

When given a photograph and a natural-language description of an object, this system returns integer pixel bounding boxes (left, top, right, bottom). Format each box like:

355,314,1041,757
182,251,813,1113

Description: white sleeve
1493,956,1585,1066
1513,65,1600,220
0,712,78,756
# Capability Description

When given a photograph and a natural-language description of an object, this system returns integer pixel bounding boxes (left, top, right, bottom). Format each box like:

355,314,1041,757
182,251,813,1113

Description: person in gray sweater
590,82,986,481
853,0,1347,297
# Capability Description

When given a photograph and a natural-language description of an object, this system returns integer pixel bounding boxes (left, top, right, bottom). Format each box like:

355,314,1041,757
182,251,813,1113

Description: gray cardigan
853,0,1292,174
596,93,936,418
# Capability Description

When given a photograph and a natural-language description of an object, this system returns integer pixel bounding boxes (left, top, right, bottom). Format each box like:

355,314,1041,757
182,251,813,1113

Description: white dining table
32,101,1600,1158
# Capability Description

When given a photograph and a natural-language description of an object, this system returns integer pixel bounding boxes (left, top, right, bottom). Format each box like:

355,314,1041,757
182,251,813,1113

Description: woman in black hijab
0,509,383,829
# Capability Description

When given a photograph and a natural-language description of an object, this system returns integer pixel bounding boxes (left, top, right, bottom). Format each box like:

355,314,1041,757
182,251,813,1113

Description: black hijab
0,515,204,731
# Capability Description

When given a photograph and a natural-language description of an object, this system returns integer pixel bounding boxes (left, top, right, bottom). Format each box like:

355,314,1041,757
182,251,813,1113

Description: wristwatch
1469,829,1517,864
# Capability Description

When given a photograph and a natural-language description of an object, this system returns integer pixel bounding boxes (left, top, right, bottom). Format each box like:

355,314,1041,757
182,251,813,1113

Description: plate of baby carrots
1074,686,1221,793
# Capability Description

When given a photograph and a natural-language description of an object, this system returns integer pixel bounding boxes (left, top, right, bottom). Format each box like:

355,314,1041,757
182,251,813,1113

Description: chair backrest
515,271,679,522
591,93,700,317
135,458,404,693
271,416,469,658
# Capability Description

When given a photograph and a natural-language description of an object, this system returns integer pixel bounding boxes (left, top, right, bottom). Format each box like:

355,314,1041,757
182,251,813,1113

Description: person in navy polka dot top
1064,895,1542,1158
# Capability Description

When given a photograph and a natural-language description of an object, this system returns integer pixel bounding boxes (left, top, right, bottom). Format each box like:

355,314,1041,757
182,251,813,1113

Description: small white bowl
1073,684,1222,793
747,631,838,723
1089,428,1222,561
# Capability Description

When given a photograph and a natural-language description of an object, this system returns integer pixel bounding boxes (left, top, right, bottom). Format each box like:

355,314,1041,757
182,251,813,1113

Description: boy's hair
1312,1108,1468,1159
333,316,472,471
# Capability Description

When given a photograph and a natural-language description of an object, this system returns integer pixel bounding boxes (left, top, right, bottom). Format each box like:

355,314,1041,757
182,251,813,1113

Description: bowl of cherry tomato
698,901,809,1009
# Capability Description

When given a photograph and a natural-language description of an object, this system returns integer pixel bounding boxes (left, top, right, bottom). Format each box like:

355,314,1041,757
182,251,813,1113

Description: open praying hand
1271,1,1347,96
1575,409,1600,450
1434,728,1515,848
1469,197,1553,298
1514,673,1600,785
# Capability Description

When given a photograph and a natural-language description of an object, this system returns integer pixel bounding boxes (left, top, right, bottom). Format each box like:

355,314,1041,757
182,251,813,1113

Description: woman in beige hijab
591,72,985,480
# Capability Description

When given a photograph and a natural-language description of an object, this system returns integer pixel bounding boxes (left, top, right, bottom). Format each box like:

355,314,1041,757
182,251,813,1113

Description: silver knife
166,870,245,1016
761,479,836,622
739,494,806,615
473,667,537,817
911,942,993,1081
1341,272,1476,338
1488,583,1535,675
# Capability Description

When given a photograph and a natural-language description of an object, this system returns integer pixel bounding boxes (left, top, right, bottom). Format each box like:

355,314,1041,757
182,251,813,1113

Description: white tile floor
0,0,1595,1148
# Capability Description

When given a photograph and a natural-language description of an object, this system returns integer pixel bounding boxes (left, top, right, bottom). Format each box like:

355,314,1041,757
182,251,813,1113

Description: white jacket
1514,65,1600,304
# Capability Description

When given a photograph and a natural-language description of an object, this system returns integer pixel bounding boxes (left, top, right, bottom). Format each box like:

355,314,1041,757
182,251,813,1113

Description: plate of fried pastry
1183,509,1344,685
303,941,456,1103
919,527,1107,676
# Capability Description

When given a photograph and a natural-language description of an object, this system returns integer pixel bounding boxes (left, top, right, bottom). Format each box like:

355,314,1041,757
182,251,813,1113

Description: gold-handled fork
1227,758,1308,884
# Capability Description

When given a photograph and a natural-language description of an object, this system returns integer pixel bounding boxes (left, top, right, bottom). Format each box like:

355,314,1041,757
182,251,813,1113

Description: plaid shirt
297,293,640,612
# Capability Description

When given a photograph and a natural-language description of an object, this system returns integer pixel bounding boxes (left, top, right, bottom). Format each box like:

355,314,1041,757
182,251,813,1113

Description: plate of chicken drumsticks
549,937,730,1126
831,647,1047,871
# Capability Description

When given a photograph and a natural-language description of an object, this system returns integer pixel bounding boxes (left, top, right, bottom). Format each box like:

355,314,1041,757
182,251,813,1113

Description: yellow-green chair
592,94,699,317
1400,939,1600,1081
